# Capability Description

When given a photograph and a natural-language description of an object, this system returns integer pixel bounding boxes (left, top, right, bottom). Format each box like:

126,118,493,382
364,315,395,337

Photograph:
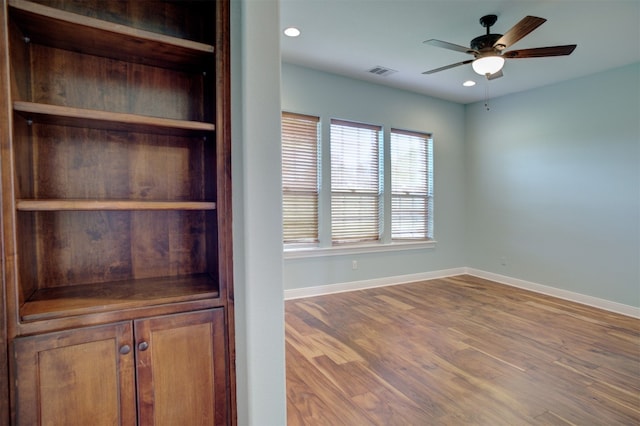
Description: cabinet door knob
138,341,149,351
119,345,131,355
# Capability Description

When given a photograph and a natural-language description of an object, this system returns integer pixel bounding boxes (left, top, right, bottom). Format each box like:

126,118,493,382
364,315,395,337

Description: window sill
284,240,436,259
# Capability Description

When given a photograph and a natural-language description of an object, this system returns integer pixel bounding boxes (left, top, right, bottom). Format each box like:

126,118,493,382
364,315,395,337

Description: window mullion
381,126,391,243
318,117,332,248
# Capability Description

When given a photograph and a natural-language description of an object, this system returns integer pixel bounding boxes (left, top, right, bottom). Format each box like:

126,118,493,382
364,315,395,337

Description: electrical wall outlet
352,260,358,270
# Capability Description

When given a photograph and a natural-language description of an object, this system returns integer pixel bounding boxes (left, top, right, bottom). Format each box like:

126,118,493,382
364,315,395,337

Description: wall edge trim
283,268,466,300
284,267,640,319
465,268,640,319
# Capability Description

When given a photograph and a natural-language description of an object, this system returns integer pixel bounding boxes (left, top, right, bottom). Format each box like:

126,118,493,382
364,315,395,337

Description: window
281,111,434,252
330,119,381,244
281,112,320,244
390,129,433,240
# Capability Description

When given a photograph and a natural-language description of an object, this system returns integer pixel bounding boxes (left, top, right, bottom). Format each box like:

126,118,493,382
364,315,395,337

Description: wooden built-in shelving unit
0,0,235,422
6,0,222,323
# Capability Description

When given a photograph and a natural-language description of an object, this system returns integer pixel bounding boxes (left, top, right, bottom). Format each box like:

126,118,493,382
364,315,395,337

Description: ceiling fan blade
493,16,546,50
503,45,577,58
424,39,477,55
422,59,473,75
487,69,503,80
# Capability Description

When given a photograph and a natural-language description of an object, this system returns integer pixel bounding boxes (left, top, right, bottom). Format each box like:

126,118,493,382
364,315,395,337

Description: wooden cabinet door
135,309,229,426
13,322,137,426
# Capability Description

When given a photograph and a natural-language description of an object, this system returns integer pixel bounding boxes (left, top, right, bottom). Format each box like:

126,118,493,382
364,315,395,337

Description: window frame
390,128,434,241
329,119,383,245
281,112,436,256
281,111,321,246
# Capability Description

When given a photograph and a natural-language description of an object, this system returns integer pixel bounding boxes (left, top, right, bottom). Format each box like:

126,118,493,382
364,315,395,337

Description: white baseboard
283,267,466,300
284,266,640,319
465,268,640,319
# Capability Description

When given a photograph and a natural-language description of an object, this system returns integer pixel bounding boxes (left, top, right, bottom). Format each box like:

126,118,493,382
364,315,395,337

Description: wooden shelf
14,102,215,136
8,0,214,70
16,199,216,211
20,274,220,322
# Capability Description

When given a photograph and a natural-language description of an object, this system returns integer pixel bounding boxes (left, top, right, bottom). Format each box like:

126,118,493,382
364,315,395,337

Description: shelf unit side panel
15,202,38,304
0,2,13,421
214,0,233,291
7,16,30,102
204,138,218,284
206,210,219,285
10,115,38,311
12,114,33,203
213,0,236,420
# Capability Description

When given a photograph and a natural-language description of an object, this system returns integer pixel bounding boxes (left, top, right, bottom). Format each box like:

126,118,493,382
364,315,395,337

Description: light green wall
281,63,468,289
232,0,286,424
281,61,639,307
465,63,640,307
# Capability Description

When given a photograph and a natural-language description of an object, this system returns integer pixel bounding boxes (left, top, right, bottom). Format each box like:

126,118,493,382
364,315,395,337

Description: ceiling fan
422,14,577,80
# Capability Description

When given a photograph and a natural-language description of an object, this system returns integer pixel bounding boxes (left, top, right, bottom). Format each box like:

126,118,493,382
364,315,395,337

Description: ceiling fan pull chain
485,81,491,111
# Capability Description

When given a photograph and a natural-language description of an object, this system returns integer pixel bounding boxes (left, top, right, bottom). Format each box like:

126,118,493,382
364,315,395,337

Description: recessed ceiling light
463,80,476,87
284,27,301,37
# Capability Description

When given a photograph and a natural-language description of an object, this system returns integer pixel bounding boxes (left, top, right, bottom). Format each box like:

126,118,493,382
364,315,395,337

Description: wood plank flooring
285,275,640,425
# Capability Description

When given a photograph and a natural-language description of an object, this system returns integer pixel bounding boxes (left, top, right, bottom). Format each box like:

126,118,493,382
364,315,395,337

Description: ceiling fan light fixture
472,55,505,76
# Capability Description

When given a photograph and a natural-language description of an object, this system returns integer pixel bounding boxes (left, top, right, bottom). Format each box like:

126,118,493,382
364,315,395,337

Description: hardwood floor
285,275,640,425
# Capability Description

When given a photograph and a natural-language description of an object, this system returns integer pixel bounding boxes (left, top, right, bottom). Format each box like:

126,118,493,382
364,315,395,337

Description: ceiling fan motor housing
470,34,503,52
471,15,505,53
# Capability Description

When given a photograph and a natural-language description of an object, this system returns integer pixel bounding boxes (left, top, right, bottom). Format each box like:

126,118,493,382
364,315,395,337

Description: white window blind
282,112,320,244
390,129,433,240
330,119,381,244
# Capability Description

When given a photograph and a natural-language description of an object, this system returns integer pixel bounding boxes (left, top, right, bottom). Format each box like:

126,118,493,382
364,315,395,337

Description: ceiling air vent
367,66,397,77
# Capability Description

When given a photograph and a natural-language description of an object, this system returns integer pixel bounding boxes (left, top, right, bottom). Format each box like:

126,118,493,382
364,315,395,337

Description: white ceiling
280,0,640,104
